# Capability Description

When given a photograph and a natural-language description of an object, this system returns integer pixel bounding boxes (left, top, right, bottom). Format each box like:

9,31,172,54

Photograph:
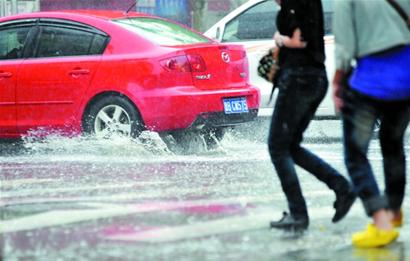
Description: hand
332,83,344,113
274,28,307,49
287,28,307,48
332,70,345,112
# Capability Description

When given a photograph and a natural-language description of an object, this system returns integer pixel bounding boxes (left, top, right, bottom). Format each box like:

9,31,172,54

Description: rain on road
1,120,410,260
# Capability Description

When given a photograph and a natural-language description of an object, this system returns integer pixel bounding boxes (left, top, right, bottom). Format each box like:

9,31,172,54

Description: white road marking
0,165,59,170
1,193,275,213
1,180,273,198
1,181,169,198
107,209,279,243
1,197,258,233
0,207,135,233
105,205,365,243
0,192,369,235
0,188,335,207
1,178,56,188
108,201,410,243
2,188,408,243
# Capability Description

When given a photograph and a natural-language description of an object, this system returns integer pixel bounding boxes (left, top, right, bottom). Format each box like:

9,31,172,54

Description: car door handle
0,72,12,78
69,69,90,76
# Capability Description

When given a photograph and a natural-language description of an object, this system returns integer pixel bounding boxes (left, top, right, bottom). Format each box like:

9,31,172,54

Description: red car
0,11,259,143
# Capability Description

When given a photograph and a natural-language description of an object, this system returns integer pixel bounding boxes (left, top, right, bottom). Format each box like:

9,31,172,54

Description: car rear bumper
190,109,258,129
137,85,260,132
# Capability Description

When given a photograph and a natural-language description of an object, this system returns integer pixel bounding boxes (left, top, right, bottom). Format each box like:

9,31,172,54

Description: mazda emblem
221,52,230,63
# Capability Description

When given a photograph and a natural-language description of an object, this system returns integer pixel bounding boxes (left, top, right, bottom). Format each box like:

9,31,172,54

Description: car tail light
187,54,206,72
161,55,206,73
161,56,191,72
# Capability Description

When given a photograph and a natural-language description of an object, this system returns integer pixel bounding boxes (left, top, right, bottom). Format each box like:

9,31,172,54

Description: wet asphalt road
1,119,410,260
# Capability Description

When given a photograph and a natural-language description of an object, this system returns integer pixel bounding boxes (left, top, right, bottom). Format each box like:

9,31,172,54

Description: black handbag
257,47,280,83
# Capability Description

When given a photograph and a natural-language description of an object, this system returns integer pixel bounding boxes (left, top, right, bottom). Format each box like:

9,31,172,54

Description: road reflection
352,242,405,261
1,123,409,260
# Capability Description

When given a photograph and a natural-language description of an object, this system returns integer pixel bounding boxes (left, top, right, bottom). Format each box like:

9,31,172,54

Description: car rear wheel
169,128,226,153
170,130,207,154
83,96,144,139
202,127,226,149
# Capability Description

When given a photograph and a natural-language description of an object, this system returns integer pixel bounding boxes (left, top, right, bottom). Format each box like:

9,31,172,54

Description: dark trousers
342,89,410,216
268,67,348,219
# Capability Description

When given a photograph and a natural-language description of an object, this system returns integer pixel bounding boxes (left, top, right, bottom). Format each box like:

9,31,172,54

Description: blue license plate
223,97,249,114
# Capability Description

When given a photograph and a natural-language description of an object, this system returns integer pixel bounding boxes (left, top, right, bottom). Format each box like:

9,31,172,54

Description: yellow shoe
392,209,403,228
352,224,399,248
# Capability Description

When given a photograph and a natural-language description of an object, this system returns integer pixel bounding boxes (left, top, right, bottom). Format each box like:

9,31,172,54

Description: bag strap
386,0,410,29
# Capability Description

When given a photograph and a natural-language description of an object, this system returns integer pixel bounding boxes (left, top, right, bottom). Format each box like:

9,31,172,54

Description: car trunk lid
181,44,249,90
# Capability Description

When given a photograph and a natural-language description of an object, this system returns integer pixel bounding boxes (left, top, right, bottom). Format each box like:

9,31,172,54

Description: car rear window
113,17,210,46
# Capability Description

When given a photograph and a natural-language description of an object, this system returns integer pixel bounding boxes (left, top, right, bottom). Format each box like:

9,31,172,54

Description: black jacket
276,0,325,69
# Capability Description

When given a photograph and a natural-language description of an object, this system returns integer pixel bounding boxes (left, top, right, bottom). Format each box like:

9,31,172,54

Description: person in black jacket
268,0,356,231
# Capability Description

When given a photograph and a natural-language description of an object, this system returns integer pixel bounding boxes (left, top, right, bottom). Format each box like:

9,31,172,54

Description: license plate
223,97,249,114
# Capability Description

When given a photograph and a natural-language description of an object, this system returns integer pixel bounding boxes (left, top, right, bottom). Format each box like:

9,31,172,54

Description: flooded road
1,120,410,260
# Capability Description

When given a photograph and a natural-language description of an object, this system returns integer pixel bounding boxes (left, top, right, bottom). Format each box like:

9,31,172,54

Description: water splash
0,124,272,161
21,130,172,157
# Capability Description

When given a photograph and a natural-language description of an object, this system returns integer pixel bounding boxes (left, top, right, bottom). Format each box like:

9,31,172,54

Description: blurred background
0,0,250,32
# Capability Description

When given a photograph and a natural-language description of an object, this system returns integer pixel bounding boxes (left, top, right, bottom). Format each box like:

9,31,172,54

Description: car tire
202,127,226,149
170,130,207,154
83,95,144,139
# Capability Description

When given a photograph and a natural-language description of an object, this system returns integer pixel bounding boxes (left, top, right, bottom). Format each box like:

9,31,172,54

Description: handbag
257,47,280,83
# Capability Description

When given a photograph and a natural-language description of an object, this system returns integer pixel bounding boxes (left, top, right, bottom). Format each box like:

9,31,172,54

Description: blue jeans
342,89,410,216
268,67,349,219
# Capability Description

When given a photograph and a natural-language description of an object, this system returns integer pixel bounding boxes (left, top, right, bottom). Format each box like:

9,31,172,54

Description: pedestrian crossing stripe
0,195,366,235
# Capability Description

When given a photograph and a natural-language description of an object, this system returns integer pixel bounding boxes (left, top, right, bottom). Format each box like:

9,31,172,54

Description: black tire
83,95,144,139
170,130,207,154
202,127,226,149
